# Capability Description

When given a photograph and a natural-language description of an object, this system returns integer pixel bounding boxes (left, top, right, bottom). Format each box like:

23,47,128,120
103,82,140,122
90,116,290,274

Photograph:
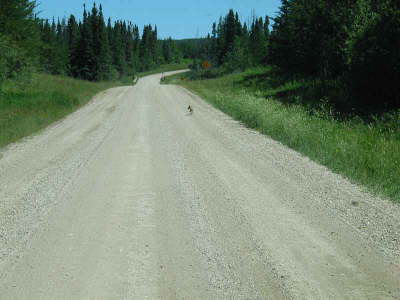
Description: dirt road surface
0,71,399,299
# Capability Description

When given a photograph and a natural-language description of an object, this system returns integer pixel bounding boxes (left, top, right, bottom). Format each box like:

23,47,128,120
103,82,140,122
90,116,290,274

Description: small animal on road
188,105,193,114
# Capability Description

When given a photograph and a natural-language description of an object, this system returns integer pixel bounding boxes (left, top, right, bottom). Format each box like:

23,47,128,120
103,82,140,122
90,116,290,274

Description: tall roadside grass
0,73,123,148
164,69,400,203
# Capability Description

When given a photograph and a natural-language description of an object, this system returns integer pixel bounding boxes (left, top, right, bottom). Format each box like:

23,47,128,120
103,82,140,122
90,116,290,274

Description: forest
191,1,399,115
160,0,400,202
1,0,399,115
1,0,400,208
0,1,182,84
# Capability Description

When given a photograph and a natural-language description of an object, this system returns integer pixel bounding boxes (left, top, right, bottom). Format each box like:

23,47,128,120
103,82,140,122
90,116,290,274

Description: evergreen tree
72,4,94,80
132,25,141,72
269,0,400,111
162,38,181,63
111,21,126,76
38,19,54,72
264,16,270,39
89,3,111,80
224,36,247,72
0,0,39,83
224,9,237,55
66,15,80,76
203,9,270,70
123,23,135,75
0,0,39,53
249,17,267,65
67,14,79,76
2,2,181,84
346,0,400,110
235,12,242,37
210,22,218,63
140,25,157,71
54,18,68,74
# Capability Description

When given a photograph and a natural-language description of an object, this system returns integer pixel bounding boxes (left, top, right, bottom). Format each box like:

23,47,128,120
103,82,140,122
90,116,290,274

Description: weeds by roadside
0,60,190,149
164,68,400,202
0,74,123,148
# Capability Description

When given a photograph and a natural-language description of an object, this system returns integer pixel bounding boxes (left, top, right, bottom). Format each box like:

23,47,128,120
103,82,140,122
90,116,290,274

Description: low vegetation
0,58,189,149
0,2,193,148
193,2,399,113
164,68,400,202
2,0,398,203
1,2,184,85
165,2,400,203
0,74,122,148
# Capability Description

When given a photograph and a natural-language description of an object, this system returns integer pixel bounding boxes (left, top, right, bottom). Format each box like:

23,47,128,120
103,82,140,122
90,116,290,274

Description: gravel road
0,71,399,299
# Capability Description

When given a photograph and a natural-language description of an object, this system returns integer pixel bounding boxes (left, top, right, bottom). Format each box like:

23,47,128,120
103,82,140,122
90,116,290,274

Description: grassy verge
137,60,191,78
0,60,191,149
0,73,124,148
164,68,400,202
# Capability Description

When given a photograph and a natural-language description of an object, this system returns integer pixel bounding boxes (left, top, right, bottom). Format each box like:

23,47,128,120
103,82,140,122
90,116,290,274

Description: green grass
0,73,123,148
164,68,400,202
0,61,190,149
137,59,191,78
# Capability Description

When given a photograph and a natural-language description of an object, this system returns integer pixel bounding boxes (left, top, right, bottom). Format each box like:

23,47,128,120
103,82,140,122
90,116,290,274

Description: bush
186,68,226,80
0,35,32,89
346,1,400,111
223,37,248,73
269,0,400,114
172,68,400,201
108,67,121,81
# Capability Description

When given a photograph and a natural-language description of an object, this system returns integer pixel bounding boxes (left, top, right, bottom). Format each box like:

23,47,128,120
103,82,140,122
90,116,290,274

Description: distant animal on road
188,105,193,114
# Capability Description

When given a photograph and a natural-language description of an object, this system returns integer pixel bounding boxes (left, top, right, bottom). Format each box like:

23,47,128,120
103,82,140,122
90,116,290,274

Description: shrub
0,35,33,89
346,0,400,111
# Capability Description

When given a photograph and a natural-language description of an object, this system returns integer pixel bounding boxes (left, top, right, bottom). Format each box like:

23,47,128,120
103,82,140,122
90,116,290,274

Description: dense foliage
0,0,39,85
2,0,399,113
190,3,399,113
188,10,270,73
38,4,183,80
165,68,400,201
269,0,400,112
0,1,183,85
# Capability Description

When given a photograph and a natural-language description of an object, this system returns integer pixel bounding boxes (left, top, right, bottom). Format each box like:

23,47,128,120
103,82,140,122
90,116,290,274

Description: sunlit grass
164,69,400,202
0,74,122,148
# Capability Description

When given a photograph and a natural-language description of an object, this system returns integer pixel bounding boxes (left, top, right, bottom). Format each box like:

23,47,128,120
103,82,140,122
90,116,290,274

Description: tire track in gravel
0,71,399,299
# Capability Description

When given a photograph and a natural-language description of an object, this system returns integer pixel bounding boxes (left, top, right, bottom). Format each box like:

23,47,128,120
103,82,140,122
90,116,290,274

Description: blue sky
37,0,281,39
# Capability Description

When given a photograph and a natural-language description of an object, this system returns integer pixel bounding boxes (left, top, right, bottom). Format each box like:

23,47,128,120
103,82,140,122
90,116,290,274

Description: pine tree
39,19,54,72
54,18,68,74
71,4,94,80
97,5,111,80
264,16,270,39
132,25,140,72
2,2,170,84
111,21,126,76
210,22,218,64
0,0,40,84
249,17,267,65
140,25,157,71
225,10,236,56
87,3,111,80
67,14,79,76
235,12,242,37
0,0,39,53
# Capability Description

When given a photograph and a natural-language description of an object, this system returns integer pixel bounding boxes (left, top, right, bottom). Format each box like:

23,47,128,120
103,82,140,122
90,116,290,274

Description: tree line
195,3,399,113
269,0,400,112
191,9,270,73
1,1,182,85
